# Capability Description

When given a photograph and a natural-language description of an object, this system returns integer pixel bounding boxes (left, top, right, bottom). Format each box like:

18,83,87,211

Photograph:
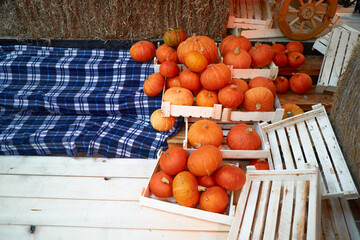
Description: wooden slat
251,181,271,240
307,170,321,240
329,198,351,240
277,181,295,239
277,128,295,169
268,130,283,170
286,124,306,169
246,0,254,19
240,0,247,18
252,0,261,20
340,197,360,240
263,180,282,239
291,181,308,239
341,31,359,77
321,199,337,240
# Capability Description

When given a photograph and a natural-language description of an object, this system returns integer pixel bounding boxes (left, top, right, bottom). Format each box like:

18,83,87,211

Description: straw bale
0,0,230,41
330,41,360,189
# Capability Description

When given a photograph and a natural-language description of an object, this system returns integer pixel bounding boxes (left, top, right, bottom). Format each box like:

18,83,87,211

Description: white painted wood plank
0,156,156,178
286,124,306,169
291,181,308,240
263,180,282,239
0,198,229,231
340,197,360,240
268,130,283,170
252,0,261,20
0,175,146,201
321,200,337,240
0,225,229,240
340,31,359,77
307,174,321,240
277,128,295,170
277,181,295,240
246,0,254,20
329,198,351,240
240,0,247,18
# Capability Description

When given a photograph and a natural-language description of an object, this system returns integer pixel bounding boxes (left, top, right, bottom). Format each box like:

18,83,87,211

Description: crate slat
253,0,261,20
277,128,295,170
286,124,306,169
246,0,253,19
277,181,295,239
292,180,308,239
263,180,282,239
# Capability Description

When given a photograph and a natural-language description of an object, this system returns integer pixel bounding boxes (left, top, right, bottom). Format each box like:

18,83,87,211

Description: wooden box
229,62,279,80
228,165,322,240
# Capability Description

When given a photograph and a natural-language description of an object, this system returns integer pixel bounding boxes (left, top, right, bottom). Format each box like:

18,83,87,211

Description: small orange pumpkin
156,44,178,63
150,109,175,132
188,120,223,148
281,103,304,119
163,28,187,48
179,69,201,91
274,76,289,94
243,87,274,112
149,171,174,198
160,146,188,175
229,78,249,92
248,77,277,97
286,41,304,54
130,41,156,62
218,84,244,108
200,63,231,91
215,164,246,191
173,171,200,207
198,174,217,188
226,123,261,150
249,43,274,68
159,59,179,78
273,52,288,67
287,52,305,68
289,73,312,94
199,186,228,213
219,29,252,56
143,73,165,97
163,87,194,106
166,75,181,88
271,42,286,54
187,145,223,176
195,89,219,107
223,47,252,69
184,47,208,73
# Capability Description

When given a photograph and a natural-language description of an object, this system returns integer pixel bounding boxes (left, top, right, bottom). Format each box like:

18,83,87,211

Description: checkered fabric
0,45,182,158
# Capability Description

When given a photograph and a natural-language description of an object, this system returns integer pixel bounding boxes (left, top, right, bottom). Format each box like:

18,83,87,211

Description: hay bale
0,0,230,41
330,41,360,189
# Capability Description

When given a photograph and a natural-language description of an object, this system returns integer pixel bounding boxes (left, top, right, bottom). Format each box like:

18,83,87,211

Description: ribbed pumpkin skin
286,41,304,54
199,186,228,213
274,76,289,94
179,69,201,91
215,165,246,191
159,60,179,78
163,29,187,48
177,35,218,64
163,87,194,106
220,33,252,56
281,103,304,119
130,41,156,62
249,44,274,68
243,87,274,112
187,145,223,176
289,73,312,94
184,51,208,73
218,84,244,108
143,73,165,97
150,109,175,132
229,78,249,92
159,146,188,175
156,44,178,63
173,171,200,207
248,77,277,97
188,120,223,148
226,123,261,150
223,48,252,69
200,63,231,91
196,89,219,107
149,171,173,198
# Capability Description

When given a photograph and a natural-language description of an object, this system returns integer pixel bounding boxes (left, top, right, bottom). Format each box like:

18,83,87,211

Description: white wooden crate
228,61,279,80
259,104,359,199
316,26,360,93
183,117,271,159
228,165,322,240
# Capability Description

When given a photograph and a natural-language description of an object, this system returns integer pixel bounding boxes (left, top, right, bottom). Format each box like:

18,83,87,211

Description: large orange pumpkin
177,34,218,64
243,87,274,112
223,47,252,69
200,63,231,91
149,171,174,198
281,103,304,119
188,120,223,148
215,164,246,191
195,89,219,107
163,29,187,48
199,186,229,213
163,87,194,106
173,171,200,207
229,78,249,92
184,48,208,73
160,146,188,175
143,73,165,97
179,69,201,91
248,77,277,97
249,43,274,68
187,145,223,176
156,44,178,63
226,123,261,150
130,41,156,62
218,84,244,108
219,30,252,56
150,109,175,132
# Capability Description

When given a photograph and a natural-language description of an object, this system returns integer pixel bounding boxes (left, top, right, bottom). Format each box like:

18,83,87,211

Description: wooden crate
228,61,279,80
139,151,238,225
259,104,359,199
183,117,271,159
227,165,322,240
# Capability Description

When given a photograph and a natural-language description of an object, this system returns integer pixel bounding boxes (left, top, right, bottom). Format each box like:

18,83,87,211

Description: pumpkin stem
192,33,197,42
259,158,267,162
161,177,170,184
200,46,205,53
230,84,238,89
255,42,261,47
176,89,181,93
194,142,202,148
234,47,240,55
207,92,213,97
294,55,299,60
287,111,294,117
198,185,208,192
256,103,262,110
245,128,253,134
165,153,170,157
202,124,208,129
235,28,242,37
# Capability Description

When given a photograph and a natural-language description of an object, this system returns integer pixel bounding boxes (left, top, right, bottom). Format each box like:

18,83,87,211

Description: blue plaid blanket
0,45,182,158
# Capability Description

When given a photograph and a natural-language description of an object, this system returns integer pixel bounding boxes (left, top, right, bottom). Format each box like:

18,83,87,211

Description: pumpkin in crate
288,52,305,68
223,47,252,69
173,171,200,207
226,123,261,150
195,89,219,107
177,34,218,64
149,171,174,198
229,78,249,92
166,75,181,88
156,44,178,63
163,28,187,48
187,145,223,176
143,73,165,97
130,41,156,62
215,164,246,191
200,63,231,90
179,69,201,91
273,52,288,67
163,87,194,106
249,43,274,68
150,109,175,132
198,174,217,188
187,120,223,148
160,146,188,175
219,29,252,56
271,42,286,54
282,103,304,119
274,76,289,94
249,158,270,170
289,73,312,94
286,41,304,54
199,186,228,213
248,77,277,97
218,84,244,108
159,58,179,78
184,47,208,73
243,87,274,112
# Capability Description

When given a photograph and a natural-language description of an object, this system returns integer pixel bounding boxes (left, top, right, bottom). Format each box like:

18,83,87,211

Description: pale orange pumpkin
188,120,223,149
184,47,208,73
187,145,223,176
226,123,261,150
143,73,165,97
215,164,246,191
218,84,244,108
243,87,274,112
200,63,231,91
173,171,200,207
179,69,201,91
229,78,249,92
149,171,174,198
195,89,219,107
281,103,304,119
163,87,194,106
156,44,178,63
160,146,188,175
199,186,228,213
223,47,252,69
220,29,252,56
248,77,277,97
130,41,156,62
150,109,175,132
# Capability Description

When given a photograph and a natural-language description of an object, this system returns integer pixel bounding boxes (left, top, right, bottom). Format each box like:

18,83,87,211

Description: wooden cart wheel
278,0,338,40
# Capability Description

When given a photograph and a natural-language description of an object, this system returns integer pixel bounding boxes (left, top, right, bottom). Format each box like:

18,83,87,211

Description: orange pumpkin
249,158,270,170
156,44,178,63
289,73,312,94
223,47,252,69
188,120,223,149
274,76,289,94
219,29,252,56
177,34,218,64
163,87,194,106
226,123,261,150
199,186,228,213
179,69,201,91
287,52,305,68
166,75,181,88
229,78,249,92
184,48,208,73
200,63,231,91
130,41,156,62
198,174,217,188
273,52,288,67
173,171,200,207
248,77,277,97
271,42,286,54
243,87,274,112
149,171,174,198
143,73,165,97
160,146,188,175
286,41,304,54
150,109,175,132
218,84,244,108
187,145,223,176
163,29,187,48
249,43,274,68
282,103,304,119
159,59,179,78
195,89,219,107
215,164,246,191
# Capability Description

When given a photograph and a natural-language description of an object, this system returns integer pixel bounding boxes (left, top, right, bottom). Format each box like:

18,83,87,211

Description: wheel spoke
315,11,327,15
315,0,325,7
308,0,313,3
288,9,300,13
310,18,317,28
299,21,306,32
290,17,300,26
299,0,305,6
